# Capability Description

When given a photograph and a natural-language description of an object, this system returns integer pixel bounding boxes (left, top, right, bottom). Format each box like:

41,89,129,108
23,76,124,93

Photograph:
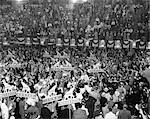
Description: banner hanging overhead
1,37,149,50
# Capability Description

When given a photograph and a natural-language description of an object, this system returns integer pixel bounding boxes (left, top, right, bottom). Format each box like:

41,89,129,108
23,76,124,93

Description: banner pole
69,104,71,119
7,97,9,108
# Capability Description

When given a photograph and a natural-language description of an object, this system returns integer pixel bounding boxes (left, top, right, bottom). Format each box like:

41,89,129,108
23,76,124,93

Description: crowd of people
0,46,150,119
0,0,149,42
0,0,150,119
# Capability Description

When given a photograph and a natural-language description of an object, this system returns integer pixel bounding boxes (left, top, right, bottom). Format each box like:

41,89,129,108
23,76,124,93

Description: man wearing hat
19,97,25,119
0,99,9,119
104,104,117,119
40,105,53,119
26,98,40,119
72,103,87,119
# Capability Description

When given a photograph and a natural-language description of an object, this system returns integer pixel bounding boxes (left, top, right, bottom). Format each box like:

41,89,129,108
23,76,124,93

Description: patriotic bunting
16,38,26,44
63,39,70,46
47,38,55,45
91,39,99,47
138,41,146,49
1,37,149,49
123,40,130,48
107,40,114,48
77,39,84,46
32,37,40,45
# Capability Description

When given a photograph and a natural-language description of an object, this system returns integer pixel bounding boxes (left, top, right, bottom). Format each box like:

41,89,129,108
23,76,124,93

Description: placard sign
54,55,69,59
8,64,22,68
43,51,51,58
16,92,37,99
51,67,74,71
88,57,97,61
0,91,16,98
43,94,62,104
88,69,105,73
43,54,51,58
58,98,81,107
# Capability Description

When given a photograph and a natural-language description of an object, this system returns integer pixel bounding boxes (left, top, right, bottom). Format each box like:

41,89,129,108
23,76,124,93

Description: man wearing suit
148,95,150,115
118,104,131,119
19,98,25,119
41,106,53,119
72,103,87,119
57,105,73,119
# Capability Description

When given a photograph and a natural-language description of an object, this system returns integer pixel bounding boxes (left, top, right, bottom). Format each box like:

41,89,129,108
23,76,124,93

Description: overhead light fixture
71,0,78,3
16,0,22,2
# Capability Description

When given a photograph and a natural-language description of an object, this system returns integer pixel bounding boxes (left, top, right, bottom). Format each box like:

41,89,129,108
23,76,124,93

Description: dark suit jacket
85,96,96,118
72,109,87,119
41,107,53,119
118,109,131,119
148,97,150,114
58,108,72,119
26,106,39,119
36,100,43,115
19,100,25,119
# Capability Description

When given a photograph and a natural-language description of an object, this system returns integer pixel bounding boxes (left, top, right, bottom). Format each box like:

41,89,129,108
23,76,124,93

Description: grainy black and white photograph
0,0,149,119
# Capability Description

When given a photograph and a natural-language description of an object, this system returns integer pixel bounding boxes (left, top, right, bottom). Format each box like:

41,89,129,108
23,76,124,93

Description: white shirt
80,74,89,82
105,93,112,101
95,115,104,119
10,116,15,119
0,103,9,119
104,112,117,119
81,105,89,116
76,93,83,100
80,88,86,94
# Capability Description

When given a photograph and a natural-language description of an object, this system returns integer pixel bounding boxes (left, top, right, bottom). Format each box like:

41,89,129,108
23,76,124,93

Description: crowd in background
0,0,150,119
0,0,149,42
